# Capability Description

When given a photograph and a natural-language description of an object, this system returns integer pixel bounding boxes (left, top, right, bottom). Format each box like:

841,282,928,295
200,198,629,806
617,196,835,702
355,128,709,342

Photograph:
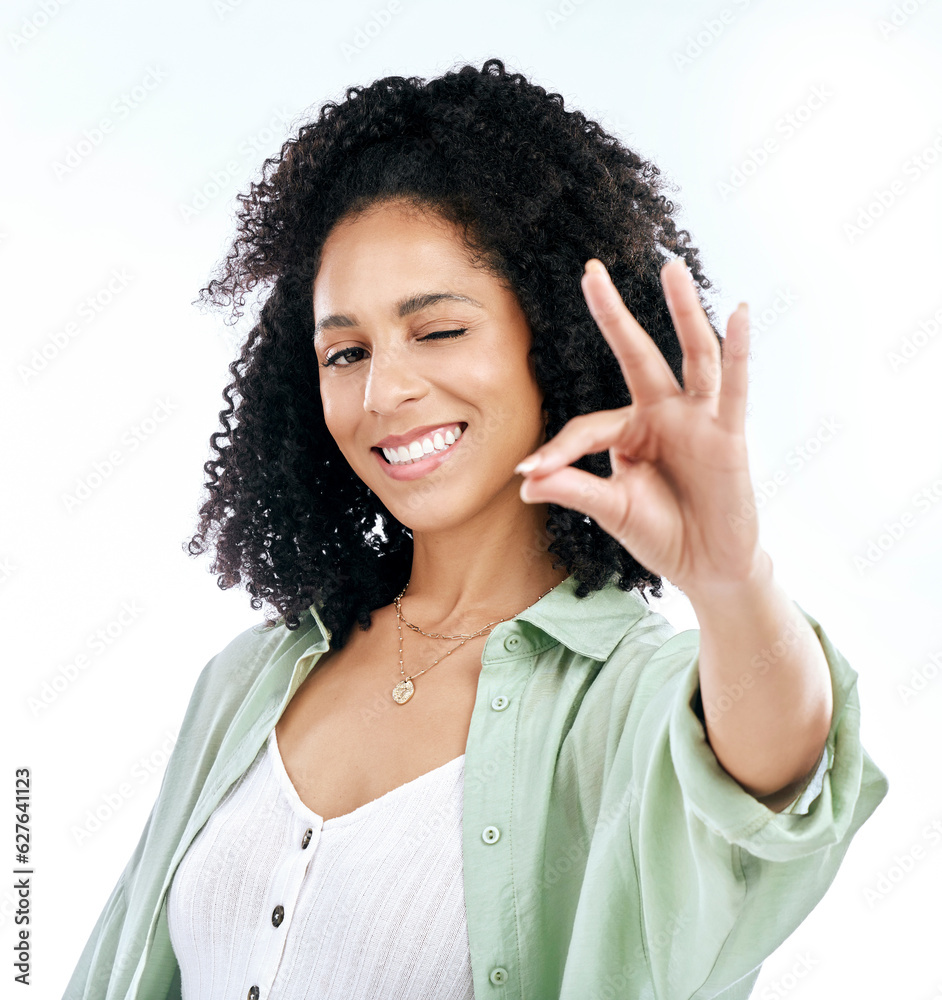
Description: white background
2,0,941,997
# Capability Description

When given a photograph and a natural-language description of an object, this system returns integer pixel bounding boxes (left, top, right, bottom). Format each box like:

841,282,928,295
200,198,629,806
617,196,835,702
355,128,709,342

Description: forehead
315,202,469,291
311,202,498,341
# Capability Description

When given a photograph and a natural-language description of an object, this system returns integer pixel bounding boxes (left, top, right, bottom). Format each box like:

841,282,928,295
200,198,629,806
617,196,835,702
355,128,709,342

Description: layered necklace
390,578,558,704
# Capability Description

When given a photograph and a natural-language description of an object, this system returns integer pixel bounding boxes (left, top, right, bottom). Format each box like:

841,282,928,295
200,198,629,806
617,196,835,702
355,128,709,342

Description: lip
374,421,467,450
372,426,466,481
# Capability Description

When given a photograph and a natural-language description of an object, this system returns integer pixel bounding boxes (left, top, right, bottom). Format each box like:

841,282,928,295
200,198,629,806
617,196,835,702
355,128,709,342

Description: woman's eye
422,328,467,340
321,329,467,368
322,346,365,367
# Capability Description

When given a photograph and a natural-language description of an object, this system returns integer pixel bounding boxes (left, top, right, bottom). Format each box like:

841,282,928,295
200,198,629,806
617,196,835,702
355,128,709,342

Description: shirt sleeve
60,619,280,1000
61,808,151,1000
616,602,889,998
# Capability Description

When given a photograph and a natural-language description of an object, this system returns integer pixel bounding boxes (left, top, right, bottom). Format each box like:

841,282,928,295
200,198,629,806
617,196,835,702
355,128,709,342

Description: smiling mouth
373,423,468,465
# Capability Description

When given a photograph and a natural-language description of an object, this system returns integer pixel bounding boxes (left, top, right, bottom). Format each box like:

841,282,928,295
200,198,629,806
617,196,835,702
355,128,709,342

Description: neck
402,499,569,633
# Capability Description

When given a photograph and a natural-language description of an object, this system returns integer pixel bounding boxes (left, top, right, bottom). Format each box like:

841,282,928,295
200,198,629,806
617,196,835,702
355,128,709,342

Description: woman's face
312,198,548,532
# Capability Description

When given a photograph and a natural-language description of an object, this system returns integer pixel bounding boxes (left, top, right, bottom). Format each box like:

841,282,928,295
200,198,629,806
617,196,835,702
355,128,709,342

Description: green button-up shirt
63,574,888,1000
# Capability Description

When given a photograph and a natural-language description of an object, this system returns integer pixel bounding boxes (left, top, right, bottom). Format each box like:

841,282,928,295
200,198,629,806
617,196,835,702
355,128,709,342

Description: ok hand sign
516,258,762,603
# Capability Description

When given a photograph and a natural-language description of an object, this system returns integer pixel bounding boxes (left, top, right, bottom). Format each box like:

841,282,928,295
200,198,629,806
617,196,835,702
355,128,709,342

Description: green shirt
63,574,888,1000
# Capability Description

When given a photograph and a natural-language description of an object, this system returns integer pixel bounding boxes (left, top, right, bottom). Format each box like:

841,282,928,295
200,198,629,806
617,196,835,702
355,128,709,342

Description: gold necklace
390,579,557,704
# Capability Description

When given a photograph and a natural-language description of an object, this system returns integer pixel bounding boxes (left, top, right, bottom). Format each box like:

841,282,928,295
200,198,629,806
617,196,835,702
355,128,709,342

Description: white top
167,728,474,1000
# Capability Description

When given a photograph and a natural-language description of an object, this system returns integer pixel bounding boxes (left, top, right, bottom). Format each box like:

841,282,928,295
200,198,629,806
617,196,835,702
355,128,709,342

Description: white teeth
381,424,464,465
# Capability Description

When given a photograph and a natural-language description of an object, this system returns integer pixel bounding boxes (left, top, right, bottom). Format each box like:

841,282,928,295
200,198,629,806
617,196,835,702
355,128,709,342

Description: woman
64,58,888,1000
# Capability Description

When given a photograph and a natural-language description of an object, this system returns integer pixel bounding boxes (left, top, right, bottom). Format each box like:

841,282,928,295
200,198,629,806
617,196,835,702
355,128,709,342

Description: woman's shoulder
575,587,698,711
575,580,686,662
187,607,327,708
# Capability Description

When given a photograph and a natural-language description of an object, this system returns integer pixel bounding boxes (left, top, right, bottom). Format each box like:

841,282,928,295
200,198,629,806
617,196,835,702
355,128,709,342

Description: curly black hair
186,57,723,647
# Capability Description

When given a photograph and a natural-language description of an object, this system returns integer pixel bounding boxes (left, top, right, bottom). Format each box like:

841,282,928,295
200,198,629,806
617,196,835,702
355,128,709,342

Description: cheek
455,353,542,445
319,387,355,450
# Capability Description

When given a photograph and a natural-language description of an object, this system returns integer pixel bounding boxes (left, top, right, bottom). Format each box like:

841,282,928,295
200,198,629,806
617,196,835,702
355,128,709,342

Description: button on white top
167,730,474,999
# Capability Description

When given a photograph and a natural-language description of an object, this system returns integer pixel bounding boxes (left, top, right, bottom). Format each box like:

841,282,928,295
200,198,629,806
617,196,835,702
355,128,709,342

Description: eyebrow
313,291,485,341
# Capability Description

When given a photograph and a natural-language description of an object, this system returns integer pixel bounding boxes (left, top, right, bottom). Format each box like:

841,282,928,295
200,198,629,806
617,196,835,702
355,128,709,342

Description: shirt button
301,828,313,849
247,987,259,1000
489,967,509,985
490,695,509,711
503,635,521,652
271,904,285,927
481,825,501,844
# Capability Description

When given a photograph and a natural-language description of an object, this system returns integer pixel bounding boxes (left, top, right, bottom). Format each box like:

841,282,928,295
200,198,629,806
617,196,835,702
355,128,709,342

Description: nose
362,344,429,415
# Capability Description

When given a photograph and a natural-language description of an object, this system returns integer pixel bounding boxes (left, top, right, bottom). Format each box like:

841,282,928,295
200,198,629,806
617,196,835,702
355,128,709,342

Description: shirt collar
513,572,649,661
305,573,649,664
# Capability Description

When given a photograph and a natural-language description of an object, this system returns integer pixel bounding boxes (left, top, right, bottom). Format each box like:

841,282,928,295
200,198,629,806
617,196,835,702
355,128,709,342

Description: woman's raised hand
516,258,762,601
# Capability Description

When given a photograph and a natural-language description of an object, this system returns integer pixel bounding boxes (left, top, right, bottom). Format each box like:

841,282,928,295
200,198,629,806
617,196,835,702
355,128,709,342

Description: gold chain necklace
390,579,557,705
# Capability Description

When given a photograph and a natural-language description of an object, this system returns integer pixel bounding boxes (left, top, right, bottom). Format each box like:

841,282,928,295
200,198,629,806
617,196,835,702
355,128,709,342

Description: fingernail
584,259,605,276
737,301,749,323
515,455,541,474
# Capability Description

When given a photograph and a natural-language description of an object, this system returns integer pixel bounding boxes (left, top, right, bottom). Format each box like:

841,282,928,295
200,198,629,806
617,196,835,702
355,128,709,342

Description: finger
519,463,632,542
514,407,635,478
660,258,722,398
717,303,750,433
582,260,681,404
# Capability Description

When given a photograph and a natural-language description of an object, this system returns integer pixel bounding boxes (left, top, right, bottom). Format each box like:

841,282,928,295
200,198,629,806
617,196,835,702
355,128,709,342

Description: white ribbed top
167,728,474,1000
